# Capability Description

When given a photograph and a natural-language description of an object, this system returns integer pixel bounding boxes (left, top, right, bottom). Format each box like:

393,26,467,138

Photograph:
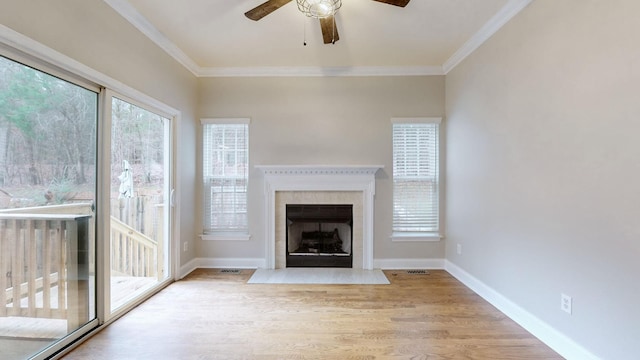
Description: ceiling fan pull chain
332,15,336,44
303,16,307,46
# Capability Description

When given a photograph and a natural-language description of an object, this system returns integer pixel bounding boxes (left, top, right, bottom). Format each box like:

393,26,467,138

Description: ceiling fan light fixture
296,0,342,19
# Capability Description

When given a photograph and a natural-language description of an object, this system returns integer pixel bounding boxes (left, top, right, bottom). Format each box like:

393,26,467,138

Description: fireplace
286,204,353,268
256,165,383,269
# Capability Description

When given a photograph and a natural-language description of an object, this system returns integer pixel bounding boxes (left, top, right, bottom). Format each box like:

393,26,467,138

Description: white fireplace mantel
256,165,383,269
257,165,382,176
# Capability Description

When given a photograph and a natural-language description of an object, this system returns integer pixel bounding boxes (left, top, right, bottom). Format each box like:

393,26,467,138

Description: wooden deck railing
0,213,91,332
0,202,163,330
110,216,162,279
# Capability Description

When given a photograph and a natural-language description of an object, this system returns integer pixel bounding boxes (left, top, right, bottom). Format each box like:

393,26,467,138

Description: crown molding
198,66,444,77
442,0,534,74
107,0,532,78
103,0,201,77
105,0,442,77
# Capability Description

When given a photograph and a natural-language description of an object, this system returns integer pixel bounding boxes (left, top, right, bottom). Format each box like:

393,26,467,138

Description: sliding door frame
0,24,182,358
101,89,177,321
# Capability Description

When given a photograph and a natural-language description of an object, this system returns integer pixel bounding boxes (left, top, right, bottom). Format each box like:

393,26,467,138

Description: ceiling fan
244,0,411,44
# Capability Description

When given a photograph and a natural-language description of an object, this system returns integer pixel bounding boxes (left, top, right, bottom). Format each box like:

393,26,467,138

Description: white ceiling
105,0,532,77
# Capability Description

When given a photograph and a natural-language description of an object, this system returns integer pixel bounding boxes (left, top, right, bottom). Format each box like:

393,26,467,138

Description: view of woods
110,97,166,201
0,55,170,360
0,56,167,209
0,56,97,208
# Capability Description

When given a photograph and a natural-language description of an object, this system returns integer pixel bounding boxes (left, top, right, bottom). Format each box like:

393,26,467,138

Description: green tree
0,56,96,203
0,59,52,185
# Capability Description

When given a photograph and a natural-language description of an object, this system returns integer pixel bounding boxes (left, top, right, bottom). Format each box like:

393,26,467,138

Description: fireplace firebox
286,204,353,268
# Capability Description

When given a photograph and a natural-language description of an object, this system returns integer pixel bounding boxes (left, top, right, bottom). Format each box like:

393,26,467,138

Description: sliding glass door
0,55,98,359
0,52,175,359
106,94,172,315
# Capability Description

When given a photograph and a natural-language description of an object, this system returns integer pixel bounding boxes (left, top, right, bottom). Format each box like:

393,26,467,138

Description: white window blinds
202,119,249,234
392,118,440,234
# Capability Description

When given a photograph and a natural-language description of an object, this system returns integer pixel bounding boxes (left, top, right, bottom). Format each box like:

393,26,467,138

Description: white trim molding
257,165,382,177
374,258,445,270
105,0,532,77
178,258,200,279
198,257,266,269
104,0,201,76
200,233,251,241
391,117,442,125
443,0,534,73
199,66,444,78
200,117,251,125
256,165,383,270
445,260,601,360
390,233,443,242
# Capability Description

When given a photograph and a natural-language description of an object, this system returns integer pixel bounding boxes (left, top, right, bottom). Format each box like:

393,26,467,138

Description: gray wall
198,76,446,262
445,0,640,358
0,0,199,267
7,0,634,356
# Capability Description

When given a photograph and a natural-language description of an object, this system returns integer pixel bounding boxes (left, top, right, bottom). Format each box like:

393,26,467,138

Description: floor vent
406,270,429,275
220,269,242,274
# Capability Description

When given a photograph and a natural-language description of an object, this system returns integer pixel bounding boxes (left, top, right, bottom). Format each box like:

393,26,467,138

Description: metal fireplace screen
286,204,353,268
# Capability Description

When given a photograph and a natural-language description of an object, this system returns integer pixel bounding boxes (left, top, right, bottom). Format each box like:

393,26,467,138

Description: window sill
201,233,251,241
391,232,443,242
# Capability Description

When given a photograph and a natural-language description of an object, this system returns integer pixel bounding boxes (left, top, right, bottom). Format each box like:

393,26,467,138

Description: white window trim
391,117,442,125
390,117,445,242
391,232,443,242
201,118,250,125
200,233,251,241
201,118,251,240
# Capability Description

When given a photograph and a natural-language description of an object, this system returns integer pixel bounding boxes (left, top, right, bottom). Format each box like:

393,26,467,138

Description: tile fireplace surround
256,165,383,270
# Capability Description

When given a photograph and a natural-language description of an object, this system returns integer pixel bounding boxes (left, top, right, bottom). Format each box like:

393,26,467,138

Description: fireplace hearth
286,204,353,268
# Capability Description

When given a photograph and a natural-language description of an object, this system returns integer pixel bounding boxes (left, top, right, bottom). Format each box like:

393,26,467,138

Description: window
392,118,442,240
202,118,250,239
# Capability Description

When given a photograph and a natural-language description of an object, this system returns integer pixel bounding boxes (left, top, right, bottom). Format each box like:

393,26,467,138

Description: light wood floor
62,269,563,360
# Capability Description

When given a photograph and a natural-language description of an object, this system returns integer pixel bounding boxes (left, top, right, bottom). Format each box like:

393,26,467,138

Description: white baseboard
374,258,445,270
185,257,444,273
199,257,266,269
178,258,200,279
444,260,600,360
179,256,598,359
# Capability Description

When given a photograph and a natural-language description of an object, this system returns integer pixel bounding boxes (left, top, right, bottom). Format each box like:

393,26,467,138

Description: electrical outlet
456,243,462,255
183,241,188,252
561,293,572,314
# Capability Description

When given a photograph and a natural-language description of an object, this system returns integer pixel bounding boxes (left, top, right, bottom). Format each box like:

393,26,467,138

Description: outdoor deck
1,276,156,360
1,275,156,340
0,202,163,358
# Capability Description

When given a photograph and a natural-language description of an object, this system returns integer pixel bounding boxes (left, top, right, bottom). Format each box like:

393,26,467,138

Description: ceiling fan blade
245,0,293,21
371,0,410,7
319,16,339,44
